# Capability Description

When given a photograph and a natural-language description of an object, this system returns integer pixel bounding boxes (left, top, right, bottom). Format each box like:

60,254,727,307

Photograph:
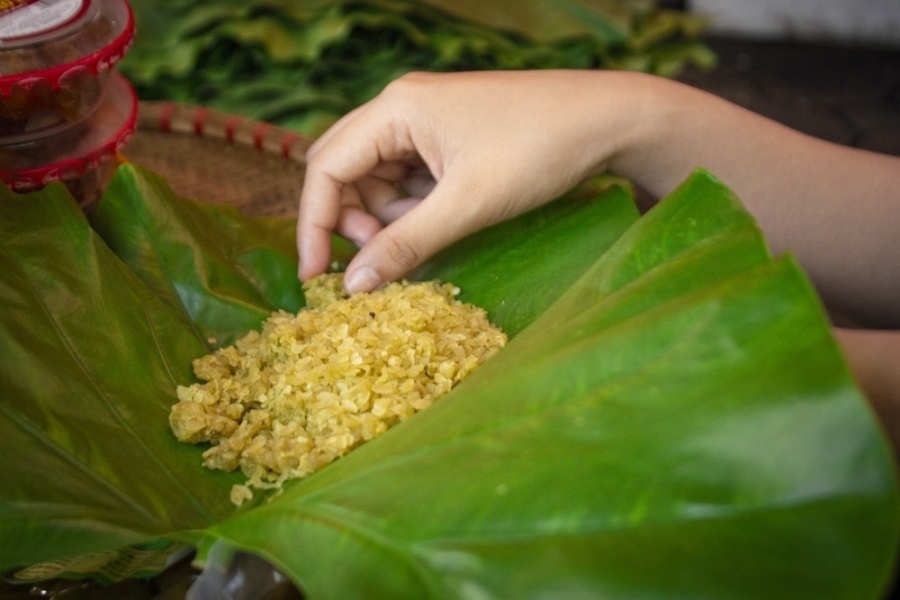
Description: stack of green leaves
0,164,897,598
120,0,716,135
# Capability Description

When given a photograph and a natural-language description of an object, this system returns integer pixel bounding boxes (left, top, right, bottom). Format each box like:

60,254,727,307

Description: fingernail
344,267,380,294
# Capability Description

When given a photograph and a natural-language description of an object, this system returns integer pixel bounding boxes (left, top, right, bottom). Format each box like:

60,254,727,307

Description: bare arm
297,69,900,326
610,76,900,327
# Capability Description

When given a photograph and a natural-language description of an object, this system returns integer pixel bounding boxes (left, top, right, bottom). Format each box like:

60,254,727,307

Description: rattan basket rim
135,101,314,163
127,102,314,217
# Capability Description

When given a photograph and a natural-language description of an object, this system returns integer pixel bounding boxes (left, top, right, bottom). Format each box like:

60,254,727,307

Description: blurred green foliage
121,0,715,135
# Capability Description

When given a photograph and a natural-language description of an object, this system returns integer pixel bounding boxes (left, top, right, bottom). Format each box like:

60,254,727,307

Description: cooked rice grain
170,273,506,504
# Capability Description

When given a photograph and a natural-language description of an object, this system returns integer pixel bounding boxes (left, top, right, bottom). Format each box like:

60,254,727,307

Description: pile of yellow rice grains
169,273,507,505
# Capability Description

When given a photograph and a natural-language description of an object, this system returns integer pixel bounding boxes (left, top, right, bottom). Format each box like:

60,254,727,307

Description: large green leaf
0,162,636,573
198,172,900,599
416,186,638,337
0,165,897,598
0,183,236,570
89,168,355,347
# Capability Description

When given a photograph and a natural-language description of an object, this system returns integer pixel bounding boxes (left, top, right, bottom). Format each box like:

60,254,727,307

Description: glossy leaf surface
0,183,235,570
0,166,896,599
204,171,900,599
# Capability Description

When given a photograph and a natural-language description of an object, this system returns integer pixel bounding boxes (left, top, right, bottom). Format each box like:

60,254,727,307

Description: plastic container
0,70,137,208
0,0,135,140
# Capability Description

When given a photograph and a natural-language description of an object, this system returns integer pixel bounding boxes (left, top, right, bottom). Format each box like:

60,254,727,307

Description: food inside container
0,70,137,209
0,0,135,139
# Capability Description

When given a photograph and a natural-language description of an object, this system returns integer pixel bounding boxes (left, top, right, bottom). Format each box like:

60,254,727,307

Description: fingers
297,81,440,282
297,169,343,281
354,175,406,223
398,167,436,200
335,204,383,247
297,101,412,281
341,176,481,293
298,168,428,281
297,70,616,289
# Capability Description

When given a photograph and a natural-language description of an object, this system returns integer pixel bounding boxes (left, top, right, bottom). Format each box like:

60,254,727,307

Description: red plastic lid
0,0,135,98
1,70,137,190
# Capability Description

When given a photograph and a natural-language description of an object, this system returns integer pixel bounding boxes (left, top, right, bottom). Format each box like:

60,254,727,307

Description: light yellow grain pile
169,273,506,505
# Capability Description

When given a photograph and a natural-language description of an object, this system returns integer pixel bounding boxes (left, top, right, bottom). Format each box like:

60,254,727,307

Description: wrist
602,73,713,197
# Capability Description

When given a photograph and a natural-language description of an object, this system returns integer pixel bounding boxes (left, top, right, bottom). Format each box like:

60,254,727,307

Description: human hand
296,69,646,293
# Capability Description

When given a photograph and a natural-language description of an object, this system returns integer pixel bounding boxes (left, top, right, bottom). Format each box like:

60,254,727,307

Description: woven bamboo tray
125,102,312,218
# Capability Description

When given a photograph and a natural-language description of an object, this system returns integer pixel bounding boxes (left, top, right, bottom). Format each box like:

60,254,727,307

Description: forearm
604,73,900,327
